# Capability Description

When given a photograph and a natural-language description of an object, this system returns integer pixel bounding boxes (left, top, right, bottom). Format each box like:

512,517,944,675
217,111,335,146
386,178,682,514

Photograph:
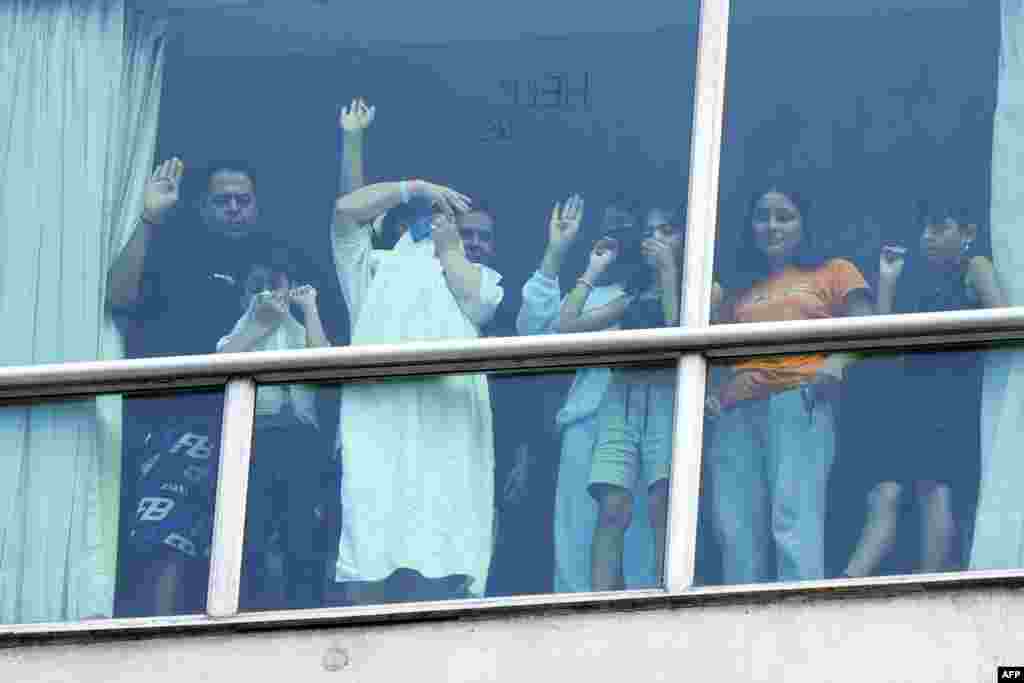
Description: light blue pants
554,415,656,593
707,387,836,584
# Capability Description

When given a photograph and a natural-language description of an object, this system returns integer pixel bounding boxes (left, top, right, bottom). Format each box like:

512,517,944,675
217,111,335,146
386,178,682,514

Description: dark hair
584,195,642,286
914,197,974,229
729,186,823,292
188,159,259,204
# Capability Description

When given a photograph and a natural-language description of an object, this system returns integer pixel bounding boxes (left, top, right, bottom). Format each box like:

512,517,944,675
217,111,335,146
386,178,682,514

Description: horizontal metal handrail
0,307,1022,399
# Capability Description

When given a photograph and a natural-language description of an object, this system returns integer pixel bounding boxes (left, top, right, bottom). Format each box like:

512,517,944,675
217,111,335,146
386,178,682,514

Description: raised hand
548,194,585,253
879,245,908,282
339,98,376,133
415,181,472,216
431,209,463,256
289,284,318,310
641,235,679,275
252,290,288,329
143,158,184,224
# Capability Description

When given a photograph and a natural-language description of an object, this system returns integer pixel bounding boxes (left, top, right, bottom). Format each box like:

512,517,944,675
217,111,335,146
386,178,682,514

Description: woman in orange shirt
707,187,873,584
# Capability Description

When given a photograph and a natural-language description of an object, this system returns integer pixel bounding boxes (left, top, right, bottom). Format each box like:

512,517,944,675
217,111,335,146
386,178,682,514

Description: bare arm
433,212,484,313
334,180,471,231
217,292,287,353
338,98,375,195
642,236,682,327
334,182,407,227
108,158,184,308
292,285,331,347
877,245,907,315
967,256,1008,308
658,267,681,327
218,320,276,353
107,217,155,308
559,237,625,332
539,195,585,279
559,292,631,333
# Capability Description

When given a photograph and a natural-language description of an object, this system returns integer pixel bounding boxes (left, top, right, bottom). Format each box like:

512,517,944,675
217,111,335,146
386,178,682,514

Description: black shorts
128,418,220,561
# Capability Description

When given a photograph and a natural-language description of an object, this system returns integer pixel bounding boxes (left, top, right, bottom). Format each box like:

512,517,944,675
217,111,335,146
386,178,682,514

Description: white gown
333,224,502,593
972,0,1024,569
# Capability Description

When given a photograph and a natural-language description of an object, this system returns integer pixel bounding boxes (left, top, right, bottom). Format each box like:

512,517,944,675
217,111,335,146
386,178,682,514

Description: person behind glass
332,172,503,603
214,253,331,609
580,206,685,590
108,158,275,616
843,206,1005,578
706,187,873,584
515,198,660,593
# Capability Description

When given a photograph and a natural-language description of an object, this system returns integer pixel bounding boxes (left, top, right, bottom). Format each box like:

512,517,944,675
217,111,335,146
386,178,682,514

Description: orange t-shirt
719,259,868,408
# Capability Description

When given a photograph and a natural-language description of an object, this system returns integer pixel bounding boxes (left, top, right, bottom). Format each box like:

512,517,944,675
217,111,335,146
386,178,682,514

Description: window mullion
664,0,730,593
207,378,257,618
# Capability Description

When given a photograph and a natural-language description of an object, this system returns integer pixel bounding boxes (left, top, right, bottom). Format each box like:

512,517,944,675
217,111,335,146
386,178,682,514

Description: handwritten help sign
481,71,593,143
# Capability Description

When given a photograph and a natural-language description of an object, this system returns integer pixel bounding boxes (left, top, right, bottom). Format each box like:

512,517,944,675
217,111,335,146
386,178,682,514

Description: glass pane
103,2,699,370
696,344,1024,586
241,364,676,610
0,389,222,625
712,3,1011,326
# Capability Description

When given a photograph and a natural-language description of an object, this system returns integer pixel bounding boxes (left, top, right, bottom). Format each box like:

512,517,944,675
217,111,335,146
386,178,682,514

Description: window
698,344,1015,586
0,389,223,624
243,366,676,611
3,0,1024,637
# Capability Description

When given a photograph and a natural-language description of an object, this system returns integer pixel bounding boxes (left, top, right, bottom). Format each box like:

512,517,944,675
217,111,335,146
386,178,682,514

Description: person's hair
914,197,974,230
584,194,642,286
241,240,296,285
729,186,823,293
188,159,259,205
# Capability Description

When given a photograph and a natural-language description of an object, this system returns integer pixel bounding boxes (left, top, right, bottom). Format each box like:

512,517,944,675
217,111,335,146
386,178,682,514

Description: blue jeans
707,387,836,584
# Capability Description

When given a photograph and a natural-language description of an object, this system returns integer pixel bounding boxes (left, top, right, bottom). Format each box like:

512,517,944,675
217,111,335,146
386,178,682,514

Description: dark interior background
153,0,1001,586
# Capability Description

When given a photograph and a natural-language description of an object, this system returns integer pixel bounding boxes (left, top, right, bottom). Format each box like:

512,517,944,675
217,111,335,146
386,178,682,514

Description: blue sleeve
516,270,562,336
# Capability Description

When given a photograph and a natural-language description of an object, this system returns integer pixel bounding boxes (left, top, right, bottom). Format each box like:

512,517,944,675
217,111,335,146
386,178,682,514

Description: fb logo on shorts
137,496,175,522
163,532,197,557
169,432,213,460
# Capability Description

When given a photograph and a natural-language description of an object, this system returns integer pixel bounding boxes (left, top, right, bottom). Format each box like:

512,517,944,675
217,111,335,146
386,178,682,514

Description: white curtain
971,0,1024,570
0,0,165,622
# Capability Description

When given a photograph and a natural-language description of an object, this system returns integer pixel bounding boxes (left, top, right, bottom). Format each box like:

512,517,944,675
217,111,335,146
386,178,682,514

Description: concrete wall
4,584,1023,682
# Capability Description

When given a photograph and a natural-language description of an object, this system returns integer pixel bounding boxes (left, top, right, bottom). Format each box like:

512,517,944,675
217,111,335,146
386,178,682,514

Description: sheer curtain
0,0,165,622
972,0,1024,570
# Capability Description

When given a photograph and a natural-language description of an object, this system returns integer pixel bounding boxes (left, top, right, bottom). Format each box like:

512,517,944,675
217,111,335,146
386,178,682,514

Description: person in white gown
331,178,503,603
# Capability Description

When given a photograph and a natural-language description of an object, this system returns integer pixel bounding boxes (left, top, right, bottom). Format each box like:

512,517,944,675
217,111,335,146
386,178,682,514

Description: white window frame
5,0,1024,639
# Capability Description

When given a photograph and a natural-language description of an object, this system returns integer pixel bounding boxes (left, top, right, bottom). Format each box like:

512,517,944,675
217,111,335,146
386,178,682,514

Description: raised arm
107,158,183,309
516,195,585,334
877,245,907,315
339,98,375,196
433,209,487,320
217,291,288,354
559,238,630,333
291,285,331,347
334,180,471,233
640,233,683,327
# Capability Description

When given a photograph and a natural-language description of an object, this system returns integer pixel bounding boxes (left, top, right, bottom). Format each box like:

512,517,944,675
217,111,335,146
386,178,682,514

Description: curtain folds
972,0,1024,570
0,0,164,623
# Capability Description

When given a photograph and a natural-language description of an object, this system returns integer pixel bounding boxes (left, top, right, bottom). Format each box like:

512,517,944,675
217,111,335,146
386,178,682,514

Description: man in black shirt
109,158,276,616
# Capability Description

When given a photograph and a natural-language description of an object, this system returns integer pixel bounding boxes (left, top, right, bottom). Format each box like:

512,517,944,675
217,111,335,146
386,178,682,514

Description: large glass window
242,365,676,610
697,344,1022,586
711,2,1006,326
0,0,699,374
0,389,223,625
